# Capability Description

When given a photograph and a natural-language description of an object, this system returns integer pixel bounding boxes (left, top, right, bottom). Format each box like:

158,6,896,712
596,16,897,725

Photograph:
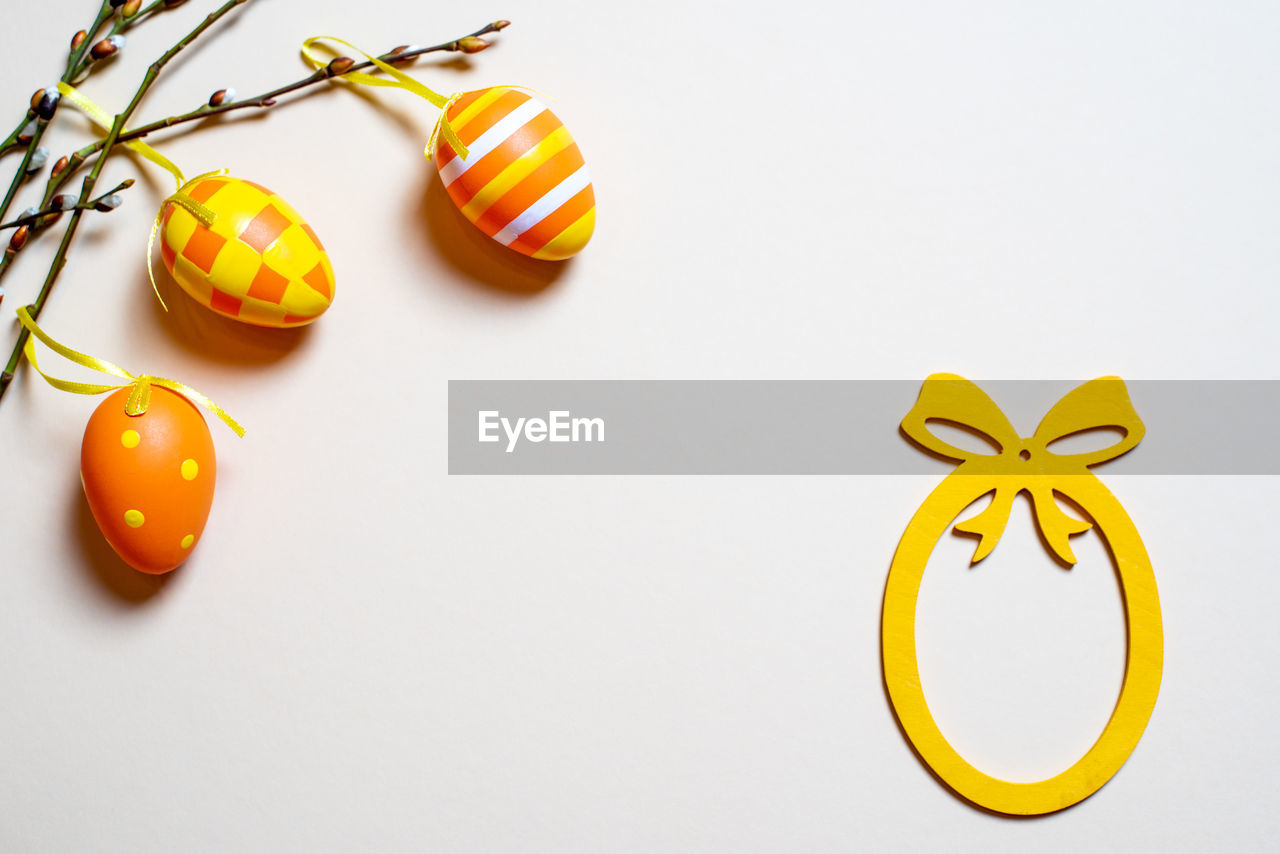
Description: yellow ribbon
16,306,245,437
300,36,469,159
57,83,223,312
144,171,226,312
57,82,188,193
899,373,1144,564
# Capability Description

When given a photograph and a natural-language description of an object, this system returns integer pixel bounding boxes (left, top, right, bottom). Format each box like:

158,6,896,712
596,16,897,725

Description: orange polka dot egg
158,175,334,328
81,385,216,574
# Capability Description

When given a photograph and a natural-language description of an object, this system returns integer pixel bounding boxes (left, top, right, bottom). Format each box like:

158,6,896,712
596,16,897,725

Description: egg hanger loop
299,36,470,160
14,307,245,437
57,83,226,312
58,83,190,195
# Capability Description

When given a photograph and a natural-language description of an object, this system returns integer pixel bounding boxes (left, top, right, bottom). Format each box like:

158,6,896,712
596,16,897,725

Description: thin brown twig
0,0,250,401
81,20,509,156
0,0,168,158
0,0,171,222
0,0,112,218
0,17,508,290
0,178,133,230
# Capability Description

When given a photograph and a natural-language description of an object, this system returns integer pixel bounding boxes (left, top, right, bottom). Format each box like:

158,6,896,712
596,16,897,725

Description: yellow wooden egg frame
882,373,1163,815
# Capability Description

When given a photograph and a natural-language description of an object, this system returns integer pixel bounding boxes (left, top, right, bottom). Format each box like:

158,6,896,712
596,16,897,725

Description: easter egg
81,386,216,574
433,86,595,260
158,175,335,328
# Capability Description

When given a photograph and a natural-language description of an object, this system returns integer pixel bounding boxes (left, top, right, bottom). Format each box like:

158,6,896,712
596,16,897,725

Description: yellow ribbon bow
15,306,245,437
300,36,469,159
57,82,221,311
899,373,1144,565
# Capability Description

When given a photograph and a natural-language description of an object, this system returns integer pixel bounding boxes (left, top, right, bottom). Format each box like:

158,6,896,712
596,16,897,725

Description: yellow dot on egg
121,429,140,449
124,509,145,528
181,459,199,481
180,534,195,549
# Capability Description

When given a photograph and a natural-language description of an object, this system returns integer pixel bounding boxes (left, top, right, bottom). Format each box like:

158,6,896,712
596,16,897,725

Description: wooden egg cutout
159,175,335,327
81,386,216,574
883,374,1163,815
433,86,595,260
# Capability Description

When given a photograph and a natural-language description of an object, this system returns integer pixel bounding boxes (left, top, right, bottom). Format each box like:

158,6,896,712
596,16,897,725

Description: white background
1,1,1277,850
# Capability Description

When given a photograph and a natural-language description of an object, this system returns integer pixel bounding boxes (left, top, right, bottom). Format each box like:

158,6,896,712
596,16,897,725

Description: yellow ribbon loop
57,84,226,311
300,36,469,159
144,211,170,312
57,82,187,193
15,306,245,437
899,373,1144,565
425,91,465,160
144,170,224,312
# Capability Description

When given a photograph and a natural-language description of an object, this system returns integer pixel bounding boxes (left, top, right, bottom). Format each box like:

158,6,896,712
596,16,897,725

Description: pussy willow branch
0,4,508,405
0,0,113,219
0,17,509,287
0,0,169,155
0,179,133,230
79,20,510,157
0,1,169,197
0,0,250,401
0,0,173,287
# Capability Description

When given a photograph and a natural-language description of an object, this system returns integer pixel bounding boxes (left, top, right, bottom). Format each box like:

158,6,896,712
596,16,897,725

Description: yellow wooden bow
15,306,245,437
300,36,469,159
899,373,1144,564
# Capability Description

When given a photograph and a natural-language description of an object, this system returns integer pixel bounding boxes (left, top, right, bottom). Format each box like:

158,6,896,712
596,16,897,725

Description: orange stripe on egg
472,143,587,237
456,88,532,146
446,89,486,117
436,88,531,168
445,108,567,208
531,207,595,260
507,184,597,255
444,87,509,134
446,87,506,132
459,126,575,221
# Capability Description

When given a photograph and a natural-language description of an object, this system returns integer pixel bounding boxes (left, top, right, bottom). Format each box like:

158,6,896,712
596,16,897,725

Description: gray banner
447,380,1280,475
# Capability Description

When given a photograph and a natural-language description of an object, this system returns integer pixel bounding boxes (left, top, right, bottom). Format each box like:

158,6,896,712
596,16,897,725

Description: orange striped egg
433,87,595,260
81,386,216,575
159,175,335,328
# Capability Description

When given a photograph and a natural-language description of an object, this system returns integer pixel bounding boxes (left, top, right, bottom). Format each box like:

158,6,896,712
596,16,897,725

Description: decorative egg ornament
300,37,595,260
433,87,595,260
53,83,336,327
158,175,335,327
81,386,216,574
883,374,1163,815
15,308,244,576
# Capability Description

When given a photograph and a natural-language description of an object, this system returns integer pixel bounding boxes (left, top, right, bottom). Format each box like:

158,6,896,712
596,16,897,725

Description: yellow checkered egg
158,176,335,328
